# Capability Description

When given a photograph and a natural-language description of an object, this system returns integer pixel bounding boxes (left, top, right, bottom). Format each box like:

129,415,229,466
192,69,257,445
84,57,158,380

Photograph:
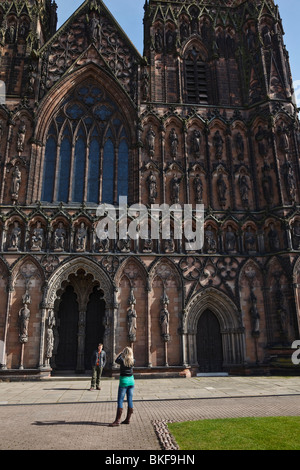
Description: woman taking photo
110,347,135,427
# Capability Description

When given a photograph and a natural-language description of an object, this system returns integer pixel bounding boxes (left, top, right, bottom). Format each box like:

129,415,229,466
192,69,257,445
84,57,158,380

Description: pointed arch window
184,47,208,104
41,81,130,205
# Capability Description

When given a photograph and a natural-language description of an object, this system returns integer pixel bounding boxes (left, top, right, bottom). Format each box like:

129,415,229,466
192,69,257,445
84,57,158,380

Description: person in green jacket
110,347,135,426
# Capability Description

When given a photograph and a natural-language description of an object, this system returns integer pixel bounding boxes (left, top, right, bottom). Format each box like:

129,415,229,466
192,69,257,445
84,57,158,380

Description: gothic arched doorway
55,285,79,370
197,309,223,372
183,288,245,371
46,257,114,373
84,287,106,370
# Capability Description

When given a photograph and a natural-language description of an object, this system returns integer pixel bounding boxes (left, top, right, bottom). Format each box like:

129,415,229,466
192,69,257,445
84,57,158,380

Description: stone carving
213,130,224,160
160,293,170,342
235,132,245,160
147,171,158,203
164,237,175,253
277,124,290,155
8,221,21,251
141,68,149,101
171,174,181,204
146,126,156,158
169,128,179,159
255,126,269,159
31,221,44,251
155,28,163,52
143,238,153,253
249,291,260,337
41,9,138,98
45,310,56,366
244,227,257,252
217,172,227,206
268,223,280,252
283,161,296,203
19,303,30,344
127,289,137,343
238,171,250,207
17,122,26,153
88,13,101,43
262,163,273,205
225,226,236,252
262,25,272,47
54,222,66,251
191,130,201,158
204,225,217,253
11,166,21,204
75,222,87,252
193,174,203,203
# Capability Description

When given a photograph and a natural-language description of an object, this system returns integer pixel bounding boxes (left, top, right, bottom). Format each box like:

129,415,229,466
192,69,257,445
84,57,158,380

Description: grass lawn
168,416,300,450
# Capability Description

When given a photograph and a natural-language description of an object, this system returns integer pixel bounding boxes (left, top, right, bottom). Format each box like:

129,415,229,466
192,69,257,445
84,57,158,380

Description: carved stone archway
43,257,114,372
183,288,245,371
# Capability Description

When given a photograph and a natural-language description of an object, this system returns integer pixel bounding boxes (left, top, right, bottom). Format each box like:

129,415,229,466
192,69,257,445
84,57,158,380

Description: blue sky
55,0,300,99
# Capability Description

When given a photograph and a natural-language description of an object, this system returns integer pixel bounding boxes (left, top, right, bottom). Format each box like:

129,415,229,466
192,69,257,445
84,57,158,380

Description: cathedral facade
0,0,300,378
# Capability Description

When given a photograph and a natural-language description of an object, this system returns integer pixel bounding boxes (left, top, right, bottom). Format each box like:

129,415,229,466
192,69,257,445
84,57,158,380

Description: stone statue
171,174,181,204
284,162,296,203
31,221,44,251
225,226,236,252
268,223,280,252
238,172,250,207
147,171,158,203
19,304,30,343
143,238,153,253
17,122,26,153
244,227,256,252
249,291,260,337
75,222,87,251
217,173,227,206
255,126,268,159
46,310,56,364
278,124,290,155
191,130,201,157
141,69,149,101
118,233,131,252
160,297,170,342
89,13,100,43
127,305,137,343
54,222,66,251
9,221,21,250
262,25,272,47
146,126,156,158
164,237,175,253
235,132,245,160
213,130,224,159
169,128,179,159
155,28,163,52
262,164,273,205
11,166,21,203
193,174,203,203
205,225,217,253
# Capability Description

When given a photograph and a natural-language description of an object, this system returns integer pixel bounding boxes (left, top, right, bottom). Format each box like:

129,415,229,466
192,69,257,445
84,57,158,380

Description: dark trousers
91,365,103,388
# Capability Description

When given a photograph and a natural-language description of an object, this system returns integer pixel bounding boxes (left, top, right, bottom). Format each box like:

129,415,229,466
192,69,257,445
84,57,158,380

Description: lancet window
184,47,208,105
41,81,129,205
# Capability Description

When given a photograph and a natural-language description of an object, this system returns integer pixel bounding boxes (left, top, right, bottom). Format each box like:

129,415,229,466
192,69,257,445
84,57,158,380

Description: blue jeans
117,385,134,409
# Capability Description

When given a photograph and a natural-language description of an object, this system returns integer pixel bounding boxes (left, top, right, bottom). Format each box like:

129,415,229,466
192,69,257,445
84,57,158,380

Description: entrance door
56,285,79,370
197,310,223,372
84,287,106,370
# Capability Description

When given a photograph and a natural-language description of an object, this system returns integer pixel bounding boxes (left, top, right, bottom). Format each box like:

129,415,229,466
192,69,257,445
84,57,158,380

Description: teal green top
119,375,135,387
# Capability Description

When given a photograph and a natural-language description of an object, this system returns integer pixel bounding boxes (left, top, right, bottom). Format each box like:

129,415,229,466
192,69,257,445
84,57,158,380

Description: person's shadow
33,420,109,427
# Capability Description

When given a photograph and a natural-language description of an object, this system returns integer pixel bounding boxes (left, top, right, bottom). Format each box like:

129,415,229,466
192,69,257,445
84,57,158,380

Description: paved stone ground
0,376,300,450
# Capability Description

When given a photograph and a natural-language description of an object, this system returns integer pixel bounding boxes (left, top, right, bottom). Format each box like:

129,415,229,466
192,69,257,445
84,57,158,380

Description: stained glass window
41,81,129,205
